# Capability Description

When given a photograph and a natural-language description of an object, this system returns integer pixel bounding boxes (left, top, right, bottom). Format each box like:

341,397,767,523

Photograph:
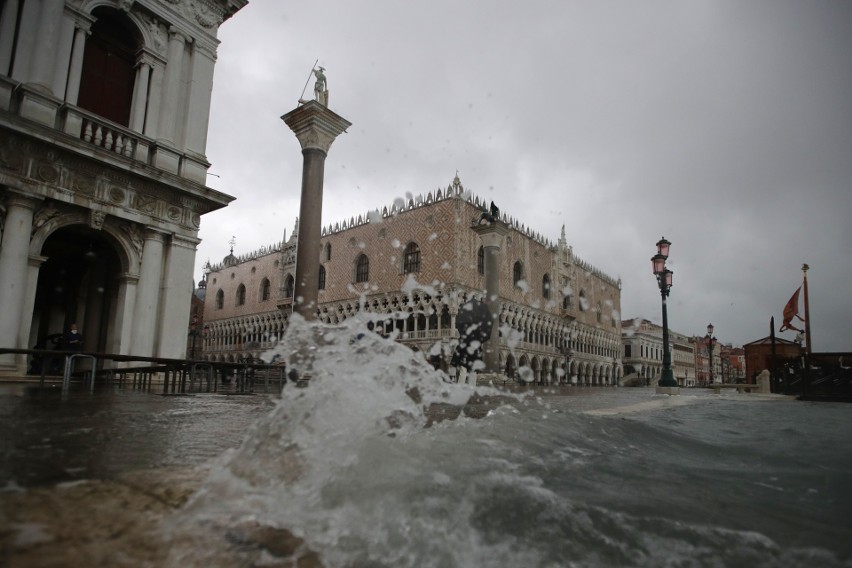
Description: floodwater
0,384,275,488
2,316,852,567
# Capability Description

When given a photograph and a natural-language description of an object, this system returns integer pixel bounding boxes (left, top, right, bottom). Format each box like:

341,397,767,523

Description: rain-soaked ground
0,382,277,488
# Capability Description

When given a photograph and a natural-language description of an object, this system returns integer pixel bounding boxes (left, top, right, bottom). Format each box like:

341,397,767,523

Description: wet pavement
0,383,277,488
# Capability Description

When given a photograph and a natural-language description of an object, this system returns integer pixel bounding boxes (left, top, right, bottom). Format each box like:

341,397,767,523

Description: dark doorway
32,227,122,358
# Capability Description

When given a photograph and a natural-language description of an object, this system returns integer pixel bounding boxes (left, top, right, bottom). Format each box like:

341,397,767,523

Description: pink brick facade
202,176,623,384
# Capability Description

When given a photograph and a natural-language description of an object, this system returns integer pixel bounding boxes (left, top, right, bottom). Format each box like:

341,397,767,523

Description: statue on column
313,66,327,105
298,65,329,107
477,201,500,225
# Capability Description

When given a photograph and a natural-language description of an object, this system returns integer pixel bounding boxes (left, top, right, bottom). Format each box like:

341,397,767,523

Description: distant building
621,318,695,386
743,336,803,382
0,0,246,376
726,345,746,383
202,175,624,384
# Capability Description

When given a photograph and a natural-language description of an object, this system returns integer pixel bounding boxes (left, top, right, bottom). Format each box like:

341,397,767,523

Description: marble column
144,61,165,139
129,56,152,132
109,273,138,356
0,0,19,75
281,100,351,320
130,228,167,357
64,22,90,104
157,28,186,145
183,41,217,157
0,193,41,370
471,220,511,375
156,234,198,359
28,0,66,92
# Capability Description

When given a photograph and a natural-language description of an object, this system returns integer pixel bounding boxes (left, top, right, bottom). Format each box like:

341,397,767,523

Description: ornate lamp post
705,323,716,385
652,237,677,387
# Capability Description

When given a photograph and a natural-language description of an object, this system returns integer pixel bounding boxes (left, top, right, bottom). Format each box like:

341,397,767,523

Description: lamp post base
658,369,678,388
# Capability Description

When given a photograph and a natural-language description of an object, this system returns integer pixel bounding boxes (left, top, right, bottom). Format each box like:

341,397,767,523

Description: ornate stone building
202,175,625,385
0,0,246,376
621,318,696,386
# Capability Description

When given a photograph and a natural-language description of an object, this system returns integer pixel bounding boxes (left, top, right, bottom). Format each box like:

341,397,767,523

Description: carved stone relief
108,186,126,204
135,193,157,214
121,222,144,259
0,142,24,173
89,210,107,230
73,172,97,196
31,204,61,235
35,162,60,184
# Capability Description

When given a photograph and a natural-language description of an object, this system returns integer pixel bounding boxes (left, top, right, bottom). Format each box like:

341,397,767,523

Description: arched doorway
31,226,123,358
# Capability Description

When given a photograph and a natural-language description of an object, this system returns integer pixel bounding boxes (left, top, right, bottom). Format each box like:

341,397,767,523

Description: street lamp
705,323,716,385
652,237,677,387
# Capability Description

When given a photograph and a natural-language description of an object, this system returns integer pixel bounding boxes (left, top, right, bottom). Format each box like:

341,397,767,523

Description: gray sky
198,0,852,352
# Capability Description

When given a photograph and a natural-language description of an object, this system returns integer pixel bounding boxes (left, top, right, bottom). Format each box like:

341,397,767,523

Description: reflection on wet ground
0,383,277,488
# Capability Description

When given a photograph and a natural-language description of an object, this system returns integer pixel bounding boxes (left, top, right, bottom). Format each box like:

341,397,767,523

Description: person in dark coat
64,324,83,351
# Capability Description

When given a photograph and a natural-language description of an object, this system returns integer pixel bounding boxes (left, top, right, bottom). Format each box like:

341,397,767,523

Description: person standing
64,324,83,351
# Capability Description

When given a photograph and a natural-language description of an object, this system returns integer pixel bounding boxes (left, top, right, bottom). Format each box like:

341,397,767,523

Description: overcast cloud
197,0,852,352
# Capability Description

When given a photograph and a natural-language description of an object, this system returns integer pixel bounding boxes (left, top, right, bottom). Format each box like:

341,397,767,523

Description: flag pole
802,263,812,355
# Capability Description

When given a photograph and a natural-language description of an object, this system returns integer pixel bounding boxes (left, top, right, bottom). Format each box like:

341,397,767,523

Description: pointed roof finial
228,235,236,254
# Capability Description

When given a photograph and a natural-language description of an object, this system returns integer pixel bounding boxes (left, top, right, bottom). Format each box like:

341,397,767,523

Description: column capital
471,219,511,249
281,100,352,154
142,226,171,241
171,233,201,250
2,190,43,211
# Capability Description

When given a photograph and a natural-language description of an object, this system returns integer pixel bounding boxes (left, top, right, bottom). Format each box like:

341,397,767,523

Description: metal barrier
0,348,288,396
62,354,97,393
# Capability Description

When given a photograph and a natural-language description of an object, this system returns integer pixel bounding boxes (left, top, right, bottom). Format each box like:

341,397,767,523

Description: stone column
144,61,165,139
129,56,152,132
157,27,186,146
0,193,41,370
281,100,351,320
471,221,511,375
50,8,75,98
130,228,167,357
110,273,138,355
183,41,217,157
0,0,20,75
9,0,39,83
64,21,90,104
28,0,66,92
156,234,198,359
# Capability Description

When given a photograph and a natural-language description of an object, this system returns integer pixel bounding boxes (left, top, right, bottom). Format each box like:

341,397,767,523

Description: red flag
779,287,805,332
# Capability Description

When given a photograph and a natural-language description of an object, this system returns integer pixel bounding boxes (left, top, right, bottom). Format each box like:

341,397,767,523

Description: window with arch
596,303,603,323
403,242,421,273
542,274,551,299
513,261,524,286
236,284,246,306
579,290,588,311
324,242,332,262
260,278,271,301
78,8,141,127
284,274,295,298
477,246,484,275
318,265,326,290
215,289,224,309
355,254,370,283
